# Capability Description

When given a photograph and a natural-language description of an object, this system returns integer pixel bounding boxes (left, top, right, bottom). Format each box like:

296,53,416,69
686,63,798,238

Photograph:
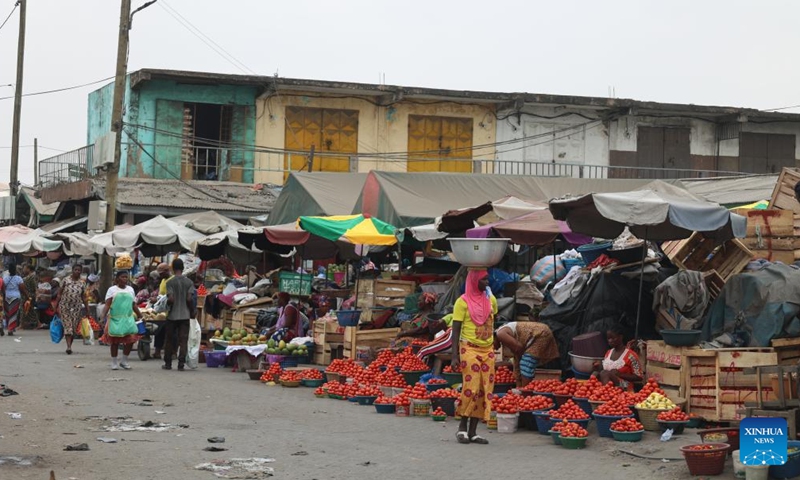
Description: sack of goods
115,253,133,270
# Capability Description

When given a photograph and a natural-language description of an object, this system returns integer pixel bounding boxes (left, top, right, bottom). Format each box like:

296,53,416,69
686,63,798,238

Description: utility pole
100,0,132,295
33,137,38,186
9,0,26,199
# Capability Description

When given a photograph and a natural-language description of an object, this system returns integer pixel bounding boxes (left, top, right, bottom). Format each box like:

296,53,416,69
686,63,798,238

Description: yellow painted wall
254,92,496,185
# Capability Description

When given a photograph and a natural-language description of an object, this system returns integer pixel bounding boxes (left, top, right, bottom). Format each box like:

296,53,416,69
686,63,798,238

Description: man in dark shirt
163,259,195,371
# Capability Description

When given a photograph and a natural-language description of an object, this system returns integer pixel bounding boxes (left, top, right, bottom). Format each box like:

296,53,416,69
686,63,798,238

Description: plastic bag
50,315,64,344
186,318,201,370
80,317,95,345
153,295,169,313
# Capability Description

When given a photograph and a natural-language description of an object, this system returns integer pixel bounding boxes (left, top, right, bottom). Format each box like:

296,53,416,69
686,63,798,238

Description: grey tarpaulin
266,172,368,226
652,270,708,327
704,263,800,347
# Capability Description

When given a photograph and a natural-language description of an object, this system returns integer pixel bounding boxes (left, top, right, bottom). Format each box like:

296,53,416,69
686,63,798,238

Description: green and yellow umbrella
298,214,399,246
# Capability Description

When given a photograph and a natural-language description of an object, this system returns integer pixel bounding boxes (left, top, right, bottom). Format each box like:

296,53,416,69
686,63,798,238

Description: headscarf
461,269,492,326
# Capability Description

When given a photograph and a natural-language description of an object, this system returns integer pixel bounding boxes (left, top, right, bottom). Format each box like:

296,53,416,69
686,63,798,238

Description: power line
762,104,800,113
0,1,18,33
0,144,65,152
123,127,265,211
0,75,115,101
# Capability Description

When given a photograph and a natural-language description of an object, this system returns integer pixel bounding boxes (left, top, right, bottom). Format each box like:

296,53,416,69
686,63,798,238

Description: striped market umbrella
298,214,398,246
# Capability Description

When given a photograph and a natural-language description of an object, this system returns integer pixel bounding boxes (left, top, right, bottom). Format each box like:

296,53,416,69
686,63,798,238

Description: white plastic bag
186,318,201,370
153,295,169,313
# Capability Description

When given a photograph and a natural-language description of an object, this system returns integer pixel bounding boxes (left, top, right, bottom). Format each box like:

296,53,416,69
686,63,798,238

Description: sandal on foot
456,431,470,444
470,435,489,444
66,349,72,355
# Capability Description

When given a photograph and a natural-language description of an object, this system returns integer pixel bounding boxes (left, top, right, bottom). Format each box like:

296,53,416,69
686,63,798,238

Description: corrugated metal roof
20,187,59,216
40,216,88,233
93,178,279,214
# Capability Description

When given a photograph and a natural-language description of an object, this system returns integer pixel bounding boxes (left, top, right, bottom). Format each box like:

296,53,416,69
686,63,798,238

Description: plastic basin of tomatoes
611,429,645,442
560,435,588,450
680,443,730,476
532,410,554,435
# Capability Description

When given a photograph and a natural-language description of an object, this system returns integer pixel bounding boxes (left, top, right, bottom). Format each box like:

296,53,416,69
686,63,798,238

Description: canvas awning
92,216,206,256
237,224,359,260
170,211,245,235
467,209,592,246
0,225,66,254
266,172,368,226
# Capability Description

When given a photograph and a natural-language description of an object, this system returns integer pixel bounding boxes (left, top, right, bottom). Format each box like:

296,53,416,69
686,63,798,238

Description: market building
33,68,800,227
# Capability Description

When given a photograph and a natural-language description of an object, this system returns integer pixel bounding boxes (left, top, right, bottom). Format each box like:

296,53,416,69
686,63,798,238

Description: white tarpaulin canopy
96,216,205,256
0,225,66,254
548,181,746,242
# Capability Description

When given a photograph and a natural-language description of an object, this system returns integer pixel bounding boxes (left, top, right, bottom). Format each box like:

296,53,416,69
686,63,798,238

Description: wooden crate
662,234,753,281
343,327,401,359
682,348,778,421
645,340,699,367
230,308,260,331
769,167,800,214
733,209,797,263
703,270,725,304
772,337,800,365
356,279,415,310
646,363,682,389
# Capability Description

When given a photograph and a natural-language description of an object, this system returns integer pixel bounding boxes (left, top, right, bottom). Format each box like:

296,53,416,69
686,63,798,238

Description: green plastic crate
279,271,313,296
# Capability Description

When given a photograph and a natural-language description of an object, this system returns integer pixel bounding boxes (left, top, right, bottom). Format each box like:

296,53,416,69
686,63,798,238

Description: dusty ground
0,331,738,480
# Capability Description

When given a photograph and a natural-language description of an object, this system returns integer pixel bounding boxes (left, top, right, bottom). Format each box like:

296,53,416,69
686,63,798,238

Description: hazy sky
1,0,799,184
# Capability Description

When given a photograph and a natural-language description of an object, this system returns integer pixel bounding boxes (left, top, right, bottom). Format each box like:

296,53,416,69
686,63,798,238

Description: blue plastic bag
50,315,64,344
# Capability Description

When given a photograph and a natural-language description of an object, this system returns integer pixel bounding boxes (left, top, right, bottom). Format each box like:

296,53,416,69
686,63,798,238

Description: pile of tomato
196,284,208,296
549,399,590,420
398,356,429,372
325,358,364,377
594,400,633,417
610,418,644,432
443,364,462,374
374,395,395,405
408,383,431,400
686,444,716,451
279,371,301,383
495,366,515,384
88,317,102,331
552,378,580,396
260,363,283,382
313,386,326,396
523,378,562,393
323,382,347,397
657,407,689,422
431,407,447,417
352,369,378,386
491,394,520,414
616,391,640,407
429,388,459,399
550,419,571,434
518,395,553,412
394,393,411,407
588,383,624,402
411,338,429,347
355,385,382,397
377,368,408,388
635,377,665,402
559,422,589,438
300,369,323,380
573,376,603,398
427,378,448,386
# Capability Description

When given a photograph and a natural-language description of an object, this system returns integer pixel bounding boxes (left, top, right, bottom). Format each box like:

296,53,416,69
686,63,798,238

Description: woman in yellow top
451,268,498,445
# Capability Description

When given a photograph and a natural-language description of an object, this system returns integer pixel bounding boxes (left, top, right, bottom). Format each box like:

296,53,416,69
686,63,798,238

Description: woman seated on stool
592,325,643,391
494,321,559,388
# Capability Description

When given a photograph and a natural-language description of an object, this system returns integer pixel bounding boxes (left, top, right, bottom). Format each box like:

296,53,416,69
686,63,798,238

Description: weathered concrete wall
253,93,496,185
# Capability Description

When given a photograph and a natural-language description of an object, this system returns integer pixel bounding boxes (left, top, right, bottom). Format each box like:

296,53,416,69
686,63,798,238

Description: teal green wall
87,76,257,182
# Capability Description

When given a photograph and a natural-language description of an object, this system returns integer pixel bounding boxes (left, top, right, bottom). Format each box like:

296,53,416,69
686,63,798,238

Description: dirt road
0,331,736,479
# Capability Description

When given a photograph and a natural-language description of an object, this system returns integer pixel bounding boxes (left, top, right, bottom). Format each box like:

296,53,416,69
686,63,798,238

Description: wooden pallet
662,233,753,281
343,327,401,360
769,167,800,213
772,337,800,365
733,208,797,263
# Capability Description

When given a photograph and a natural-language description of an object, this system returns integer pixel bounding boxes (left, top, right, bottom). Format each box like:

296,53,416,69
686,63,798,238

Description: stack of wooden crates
313,319,345,365
645,340,800,422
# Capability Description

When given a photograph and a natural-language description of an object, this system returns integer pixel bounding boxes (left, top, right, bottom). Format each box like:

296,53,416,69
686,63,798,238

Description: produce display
518,395,553,412
657,407,689,422
426,378,448,386
408,383,431,400
552,378,580,396
313,387,326,397
549,399,590,420
594,400,633,417
88,317,101,331
573,376,602,398
300,369,323,380
634,378,666,403
279,371,301,383
431,407,447,419
550,419,571,434
494,366,515,384
610,418,644,432
616,391,640,406
394,393,411,407
559,422,589,438
355,385,382,397
429,388,459,399
369,350,396,371
411,338,428,347
196,284,208,296
492,393,523,414
443,364,462,374
140,308,167,322
353,369,378,386
260,363,283,382
374,395,395,405
377,368,408,388
635,392,675,410
686,444,717,451
523,379,561,393
588,383,624,402
326,359,364,377
398,356,429,372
